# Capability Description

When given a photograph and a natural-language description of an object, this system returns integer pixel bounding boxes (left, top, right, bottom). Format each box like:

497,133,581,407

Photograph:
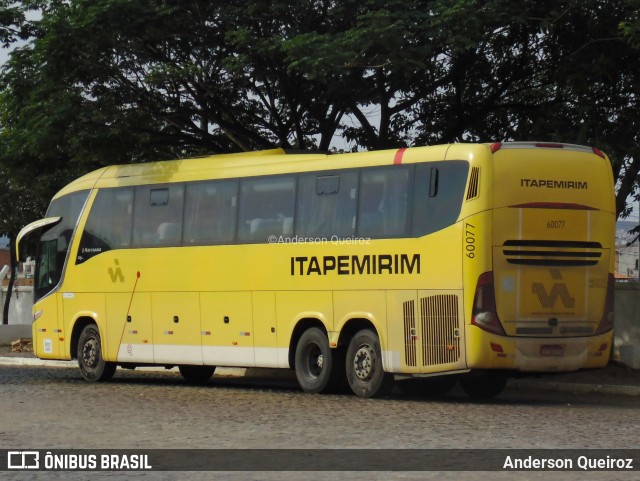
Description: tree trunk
2,235,17,325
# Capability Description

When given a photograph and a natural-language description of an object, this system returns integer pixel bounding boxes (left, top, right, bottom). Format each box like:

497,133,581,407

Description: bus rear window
412,161,469,236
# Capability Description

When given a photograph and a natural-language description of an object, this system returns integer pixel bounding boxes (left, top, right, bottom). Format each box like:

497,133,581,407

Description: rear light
471,272,506,336
493,142,606,158
534,142,564,149
594,274,615,335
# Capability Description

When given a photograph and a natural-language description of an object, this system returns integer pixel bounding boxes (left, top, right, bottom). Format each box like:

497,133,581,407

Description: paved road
2,364,639,481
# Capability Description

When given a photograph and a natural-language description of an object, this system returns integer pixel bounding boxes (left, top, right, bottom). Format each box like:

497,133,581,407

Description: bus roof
52,142,610,199
54,143,465,197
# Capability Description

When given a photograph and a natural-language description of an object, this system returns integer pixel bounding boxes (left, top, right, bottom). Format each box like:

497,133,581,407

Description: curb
2,356,640,397
508,378,640,397
0,356,247,377
0,356,74,368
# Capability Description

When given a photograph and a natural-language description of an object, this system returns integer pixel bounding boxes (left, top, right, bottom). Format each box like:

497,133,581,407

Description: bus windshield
35,190,89,301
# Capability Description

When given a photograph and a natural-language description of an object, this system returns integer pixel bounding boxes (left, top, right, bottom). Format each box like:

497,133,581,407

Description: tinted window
77,188,133,264
238,176,296,242
184,180,238,245
36,190,90,300
296,172,358,238
412,160,469,236
358,167,410,238
133,184,184,247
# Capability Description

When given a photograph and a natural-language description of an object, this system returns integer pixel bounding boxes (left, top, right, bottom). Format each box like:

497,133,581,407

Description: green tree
0,167,43,324
0,0,40,323
1,0,640,236
531,0,640,231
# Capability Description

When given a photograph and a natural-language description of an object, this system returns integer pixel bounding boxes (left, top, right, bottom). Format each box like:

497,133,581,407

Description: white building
616,221,639,280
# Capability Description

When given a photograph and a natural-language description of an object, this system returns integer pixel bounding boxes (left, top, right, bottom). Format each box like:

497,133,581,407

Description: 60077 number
465,223,476,258
547,220,565,228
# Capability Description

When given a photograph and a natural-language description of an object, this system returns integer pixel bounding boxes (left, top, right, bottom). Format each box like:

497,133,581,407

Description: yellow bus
17,142,616,398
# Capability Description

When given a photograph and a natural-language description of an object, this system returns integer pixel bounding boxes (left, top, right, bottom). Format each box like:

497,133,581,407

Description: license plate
540,345,564,357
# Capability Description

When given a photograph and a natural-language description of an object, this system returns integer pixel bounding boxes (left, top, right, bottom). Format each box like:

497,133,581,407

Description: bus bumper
466,326,613,372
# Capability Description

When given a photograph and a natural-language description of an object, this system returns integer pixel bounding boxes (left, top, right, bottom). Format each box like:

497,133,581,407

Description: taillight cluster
594,274,615,335
471,271,506,336
490,142,606,158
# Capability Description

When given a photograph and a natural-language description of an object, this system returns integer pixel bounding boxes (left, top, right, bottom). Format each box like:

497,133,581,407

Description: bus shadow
39,365,640,407
391,383,640,408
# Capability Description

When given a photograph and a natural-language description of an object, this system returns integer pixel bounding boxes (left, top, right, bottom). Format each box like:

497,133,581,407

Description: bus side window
183,180,238,245
357,167,410,238
133,184,184,247
77,187,133,264
238,176,296,243
296,172,357,238
412,161,469,236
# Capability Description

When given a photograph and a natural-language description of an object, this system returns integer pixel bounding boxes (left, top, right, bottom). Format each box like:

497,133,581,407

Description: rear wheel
295,327,340,393
345,329,393,398
459,374,508,399
77,324,116,382
179,365,215,384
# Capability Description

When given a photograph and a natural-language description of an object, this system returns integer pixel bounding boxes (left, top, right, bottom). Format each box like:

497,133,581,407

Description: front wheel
345,329,393,398
77,324,116,382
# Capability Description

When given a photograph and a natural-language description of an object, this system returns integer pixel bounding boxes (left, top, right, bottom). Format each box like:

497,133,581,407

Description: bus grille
503,240,602,267
466,167,480,200
403,300,417,366
421,295,460,365
403,295,461,367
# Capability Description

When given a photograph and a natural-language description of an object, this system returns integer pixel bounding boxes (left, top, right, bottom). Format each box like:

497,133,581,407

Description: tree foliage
0,0,639,228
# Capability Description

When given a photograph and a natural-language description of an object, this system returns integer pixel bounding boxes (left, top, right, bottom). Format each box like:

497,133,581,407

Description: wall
0,285,34,325
613,282,640,368
0,285,34,344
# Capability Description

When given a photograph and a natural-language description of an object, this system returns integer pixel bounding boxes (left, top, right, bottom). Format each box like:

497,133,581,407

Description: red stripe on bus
393,148,407,165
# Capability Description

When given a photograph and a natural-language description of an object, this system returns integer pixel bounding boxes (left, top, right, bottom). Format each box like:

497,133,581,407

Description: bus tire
179,365,215,384
346,329,393,398
294,327,336,394
459,374,507,399
77,324,116,382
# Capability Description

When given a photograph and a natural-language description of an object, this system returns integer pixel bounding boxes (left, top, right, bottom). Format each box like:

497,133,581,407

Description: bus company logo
290,254,421,276
7,451,40,469
531,270,576,309
520,178,588,190
108,259,125,283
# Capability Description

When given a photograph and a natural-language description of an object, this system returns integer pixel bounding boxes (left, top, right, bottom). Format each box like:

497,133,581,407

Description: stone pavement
2,344,640,397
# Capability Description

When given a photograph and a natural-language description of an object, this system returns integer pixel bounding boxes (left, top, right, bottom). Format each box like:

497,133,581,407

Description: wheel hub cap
83,339,98,368
353,345,373,380
306,345,324,378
